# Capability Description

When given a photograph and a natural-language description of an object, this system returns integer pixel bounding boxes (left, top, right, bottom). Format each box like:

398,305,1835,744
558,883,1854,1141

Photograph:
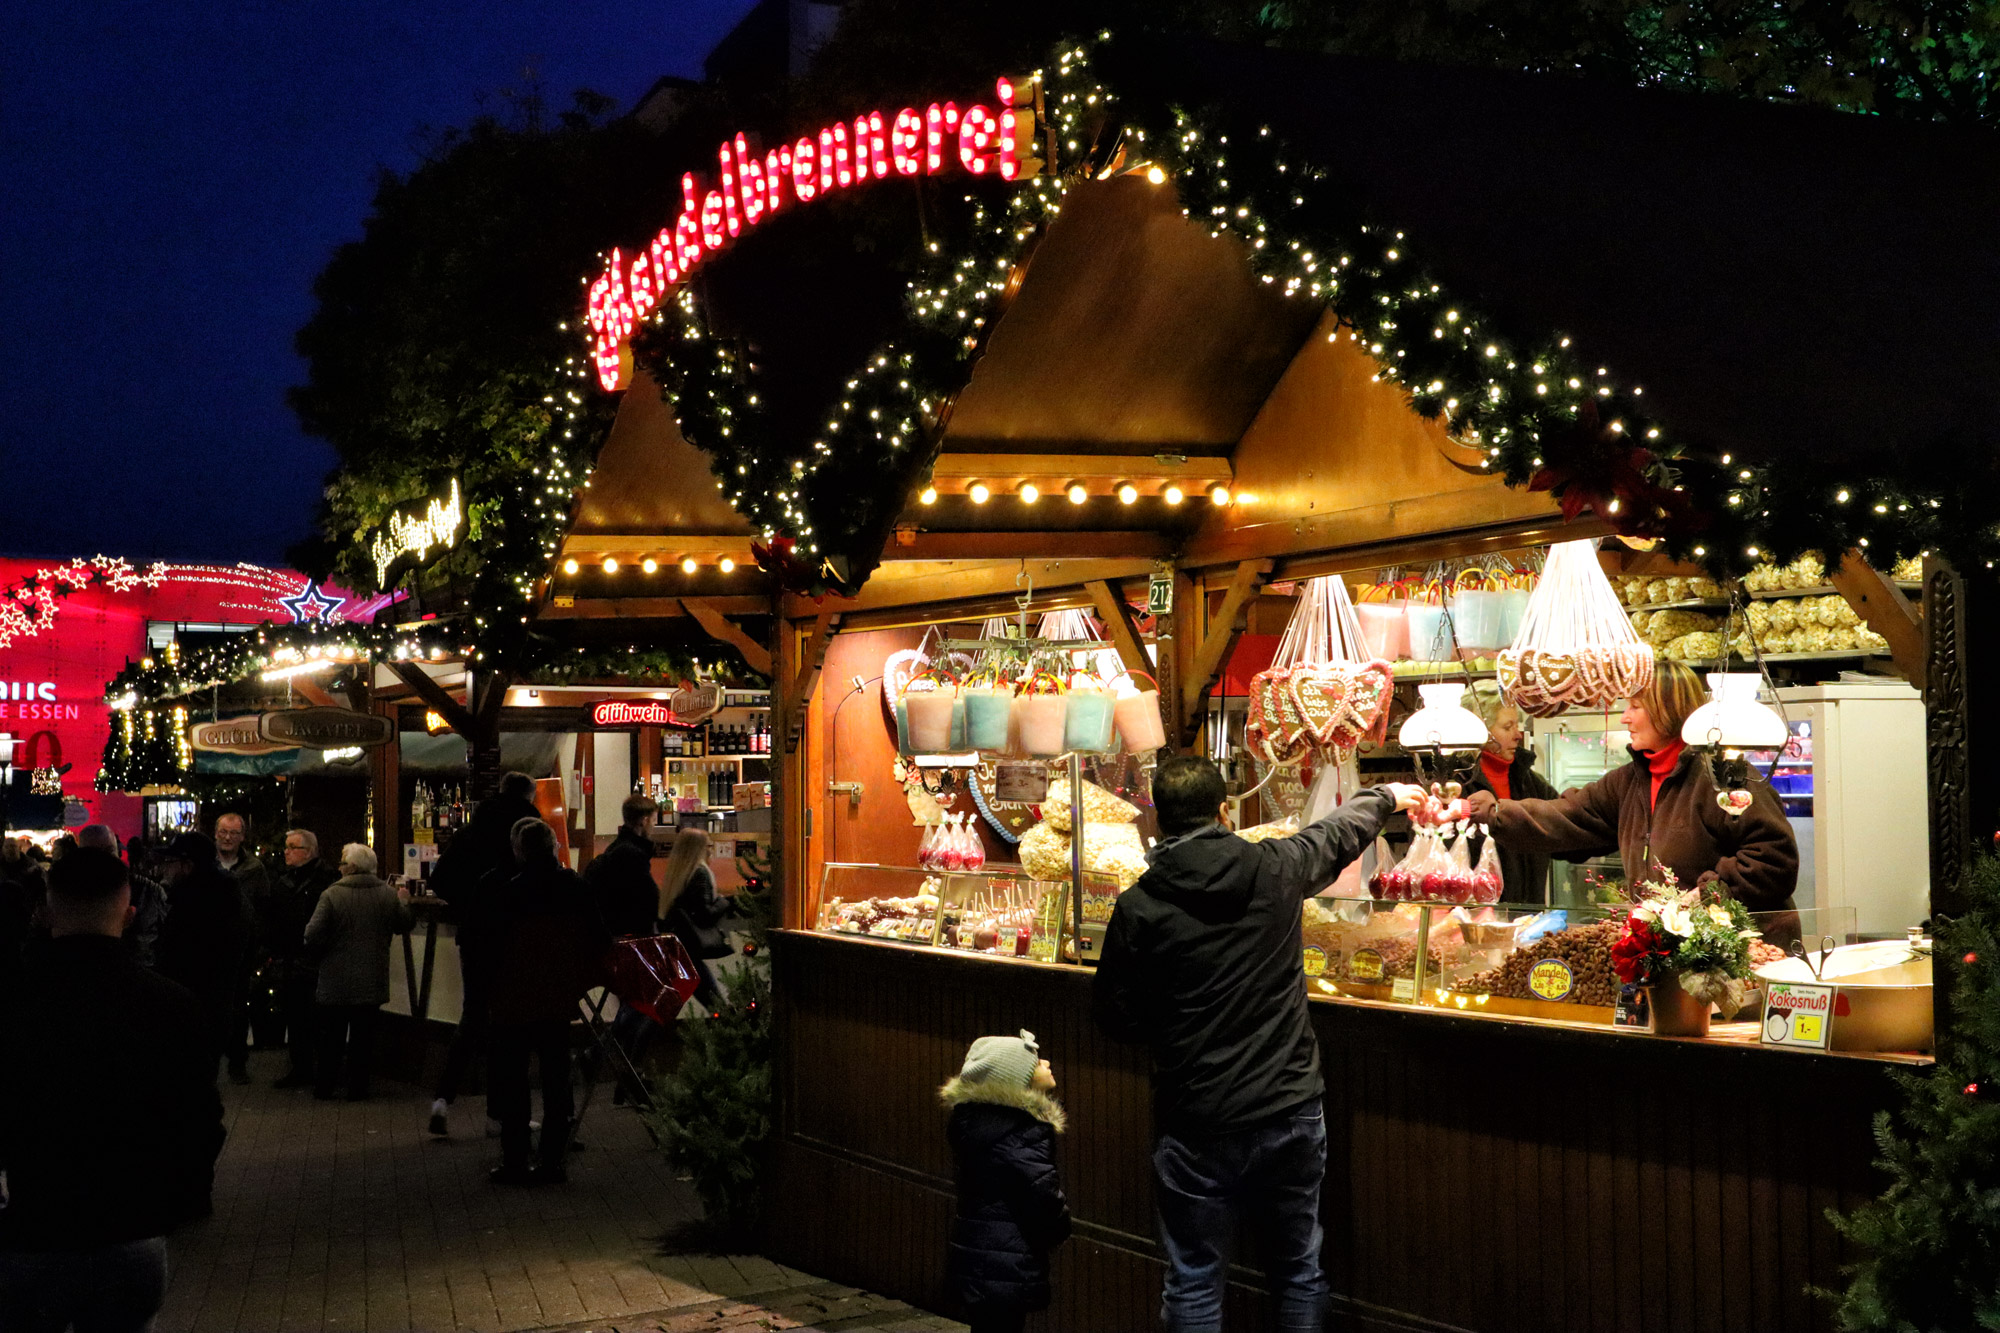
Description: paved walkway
156,1049,961,1333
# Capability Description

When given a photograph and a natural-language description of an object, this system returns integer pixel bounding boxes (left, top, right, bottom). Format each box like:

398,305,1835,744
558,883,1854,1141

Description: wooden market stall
553,33,2000,1333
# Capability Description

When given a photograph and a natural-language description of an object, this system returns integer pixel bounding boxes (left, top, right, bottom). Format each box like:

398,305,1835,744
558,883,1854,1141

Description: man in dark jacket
428,771,542,1137
584,795,662,1103
268,829,340,1088
213,813,269,1084
76,824,166,968
1093,756,1419,1333
0,848,225,1333
154,831,253,1079
478,817,609,1184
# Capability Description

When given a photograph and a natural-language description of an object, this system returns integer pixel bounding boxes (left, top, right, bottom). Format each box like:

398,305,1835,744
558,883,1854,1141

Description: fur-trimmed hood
939,1076,1066,1133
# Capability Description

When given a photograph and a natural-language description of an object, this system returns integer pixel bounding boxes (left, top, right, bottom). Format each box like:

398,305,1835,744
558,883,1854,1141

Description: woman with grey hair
1453,682,1560,903
302,843,413,1100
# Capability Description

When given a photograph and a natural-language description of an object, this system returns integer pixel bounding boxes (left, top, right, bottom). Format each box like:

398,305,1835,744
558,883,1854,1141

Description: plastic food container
1065,687,1116,753
1356,599,1410,662
905,688,958,753
1018,693,1068,757
963,689,1013,752
1112,673,1167,753
1406,603,1457,660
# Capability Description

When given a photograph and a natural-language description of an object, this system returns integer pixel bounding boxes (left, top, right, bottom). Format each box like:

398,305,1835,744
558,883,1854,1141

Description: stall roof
1107,38,2000,477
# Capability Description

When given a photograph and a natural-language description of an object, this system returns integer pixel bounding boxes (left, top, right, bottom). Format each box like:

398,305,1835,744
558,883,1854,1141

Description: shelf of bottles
649,689,773,817
408,780,467,846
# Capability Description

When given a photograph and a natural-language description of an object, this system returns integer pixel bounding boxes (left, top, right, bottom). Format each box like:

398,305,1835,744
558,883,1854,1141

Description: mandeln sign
585,76,1041,391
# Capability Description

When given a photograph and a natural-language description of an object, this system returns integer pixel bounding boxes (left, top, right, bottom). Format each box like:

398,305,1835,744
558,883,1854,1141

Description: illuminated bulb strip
719,557,736,573
969,483,991,504
1211,486,1232,506
681,557,700,573
1067,484,1088,504
1164,486,1184,505
1019,483,1039,504
602,557,619,574
1118,484,1138,505
641,557,658,574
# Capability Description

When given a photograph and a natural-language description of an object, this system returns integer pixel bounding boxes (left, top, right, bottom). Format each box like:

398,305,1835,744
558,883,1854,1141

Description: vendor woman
1453,682,1558,904
1464,660,1798,910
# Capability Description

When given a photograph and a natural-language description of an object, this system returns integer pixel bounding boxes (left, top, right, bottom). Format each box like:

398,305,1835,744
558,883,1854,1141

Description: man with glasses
268,830,337,1089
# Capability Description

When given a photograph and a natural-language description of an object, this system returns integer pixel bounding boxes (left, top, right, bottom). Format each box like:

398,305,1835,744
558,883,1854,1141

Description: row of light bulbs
560,555,739,576
918,482,1246,506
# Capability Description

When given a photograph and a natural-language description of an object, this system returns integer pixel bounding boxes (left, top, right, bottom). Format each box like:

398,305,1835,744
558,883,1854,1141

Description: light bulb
1210,486,1231,506
920,487,938,505
1019,483,1039,504
682,557,699,574
602,557,618,574
1164,486,1184,505
1146,165,1166,184
1067,483,1088,504
719,557,735,573
970,483,991,504
641,557,658,574
562,559,579,575
1118,484,1138,505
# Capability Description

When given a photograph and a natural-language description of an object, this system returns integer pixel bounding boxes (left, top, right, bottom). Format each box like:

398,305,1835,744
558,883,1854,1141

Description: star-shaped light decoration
279,579,343,624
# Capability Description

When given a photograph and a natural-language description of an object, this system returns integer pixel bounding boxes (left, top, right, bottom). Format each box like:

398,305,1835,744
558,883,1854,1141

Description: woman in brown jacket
1465,661,1799,911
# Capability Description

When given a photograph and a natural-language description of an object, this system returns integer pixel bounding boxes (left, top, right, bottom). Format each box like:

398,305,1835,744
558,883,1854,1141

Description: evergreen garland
643,842,778,1246
1822,856,2000,1331
616,32,1989,585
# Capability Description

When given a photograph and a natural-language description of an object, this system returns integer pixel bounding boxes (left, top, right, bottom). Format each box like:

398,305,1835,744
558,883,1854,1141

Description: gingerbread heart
1290,665,1344,743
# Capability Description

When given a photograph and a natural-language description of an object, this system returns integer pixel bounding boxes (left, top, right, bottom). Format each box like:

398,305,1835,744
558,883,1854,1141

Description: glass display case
1301,896,1440,1003
818,863,1069,961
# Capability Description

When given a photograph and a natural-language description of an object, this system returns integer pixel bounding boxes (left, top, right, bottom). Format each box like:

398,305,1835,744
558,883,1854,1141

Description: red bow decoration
1527,402,1703,538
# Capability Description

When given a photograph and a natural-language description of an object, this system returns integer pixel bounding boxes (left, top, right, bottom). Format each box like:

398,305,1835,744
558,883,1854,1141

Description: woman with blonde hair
658,828,738,1012
1465,660,1798,909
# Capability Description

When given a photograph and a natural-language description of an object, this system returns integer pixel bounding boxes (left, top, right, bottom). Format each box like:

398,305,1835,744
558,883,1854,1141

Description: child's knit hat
958,1029,1040,1089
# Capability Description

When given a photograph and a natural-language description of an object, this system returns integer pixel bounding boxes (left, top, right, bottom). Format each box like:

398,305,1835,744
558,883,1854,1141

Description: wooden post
368,696,401,866
1085,579,1153,679
1179,559,1272,749
1829,550,1923,681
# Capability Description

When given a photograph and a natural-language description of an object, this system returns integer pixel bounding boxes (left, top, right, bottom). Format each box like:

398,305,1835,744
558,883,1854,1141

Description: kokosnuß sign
259,707,395,751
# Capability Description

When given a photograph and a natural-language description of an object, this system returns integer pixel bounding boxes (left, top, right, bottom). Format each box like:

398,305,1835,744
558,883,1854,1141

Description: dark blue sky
1,1,754,565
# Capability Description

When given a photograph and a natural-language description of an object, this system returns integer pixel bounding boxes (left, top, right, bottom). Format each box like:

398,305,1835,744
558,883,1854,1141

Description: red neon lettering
719,143,742,237
701,190,727,250
960,105,998,174
764,147,787,214
853,111,887,181
735,134,765,227
891,108,923,175
926,103,960,173
791,136,818,201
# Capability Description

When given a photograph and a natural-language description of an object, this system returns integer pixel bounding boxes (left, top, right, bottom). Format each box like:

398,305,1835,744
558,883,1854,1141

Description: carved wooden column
1923,555,2000,919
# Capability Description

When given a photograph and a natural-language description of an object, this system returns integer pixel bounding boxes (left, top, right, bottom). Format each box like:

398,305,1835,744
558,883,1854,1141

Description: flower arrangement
1611,869,1763,1017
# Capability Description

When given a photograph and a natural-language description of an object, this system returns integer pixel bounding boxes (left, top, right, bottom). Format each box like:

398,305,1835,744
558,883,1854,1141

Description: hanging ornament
1496,540,1653,716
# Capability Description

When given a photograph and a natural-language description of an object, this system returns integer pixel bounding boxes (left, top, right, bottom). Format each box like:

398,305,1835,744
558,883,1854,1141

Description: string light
1067,483,1088,504
719,557,736,573
1019,483,1039,504
1164,485,1184,505
681,556,699,573
969,483,991,504
1118,484,1139,504
641,557,658,574
601,557,619,574
562,558,579,575
1211,486,1231,506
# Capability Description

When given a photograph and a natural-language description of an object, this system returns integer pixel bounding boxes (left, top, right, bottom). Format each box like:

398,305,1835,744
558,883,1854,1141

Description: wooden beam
930,453,1232,489
1085,579,1153,679
291,678,341,709
559,534,758,560
1830,550,1924,683
785,612,839,754
884,530,1174,561
539,595,769,620
683,598,776,678
387,662,473,736
1182,559,1272,735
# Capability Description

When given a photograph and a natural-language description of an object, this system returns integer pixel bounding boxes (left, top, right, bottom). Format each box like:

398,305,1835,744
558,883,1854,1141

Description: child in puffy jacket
940,1029,1071,1333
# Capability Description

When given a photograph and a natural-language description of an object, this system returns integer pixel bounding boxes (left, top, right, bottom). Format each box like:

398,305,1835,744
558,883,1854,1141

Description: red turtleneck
1478,750,1512,800
1644,739,1687,809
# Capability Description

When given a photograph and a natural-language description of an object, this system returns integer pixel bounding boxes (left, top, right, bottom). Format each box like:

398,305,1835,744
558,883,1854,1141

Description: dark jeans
314,1002,380,1099
1154,1099,1329,1333
226,963,251,1074
0,1236,169,1333
488,1018,574,1168
436,958,490,1104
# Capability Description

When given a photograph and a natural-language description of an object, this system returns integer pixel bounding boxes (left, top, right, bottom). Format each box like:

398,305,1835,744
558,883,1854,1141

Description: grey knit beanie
958,1029,1041,1089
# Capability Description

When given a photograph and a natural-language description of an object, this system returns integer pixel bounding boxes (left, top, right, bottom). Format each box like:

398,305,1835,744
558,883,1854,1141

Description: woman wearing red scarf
1464,661,1798,911
1452,683,1559,903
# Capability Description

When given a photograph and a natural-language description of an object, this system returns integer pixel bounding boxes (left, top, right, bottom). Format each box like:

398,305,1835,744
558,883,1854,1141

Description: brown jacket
1492,748,1798,911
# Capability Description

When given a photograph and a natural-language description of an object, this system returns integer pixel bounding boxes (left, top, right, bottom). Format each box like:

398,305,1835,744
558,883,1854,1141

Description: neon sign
368,479,464,589
592,699,678,728
585,76,1041,391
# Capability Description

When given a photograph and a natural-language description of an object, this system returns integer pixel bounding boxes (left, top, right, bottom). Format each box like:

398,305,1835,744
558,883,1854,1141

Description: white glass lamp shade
1681,672,1788,749
1397,682,1490,752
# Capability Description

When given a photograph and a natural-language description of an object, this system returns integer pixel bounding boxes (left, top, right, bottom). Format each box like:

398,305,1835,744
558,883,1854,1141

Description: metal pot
1753,940,1933,1053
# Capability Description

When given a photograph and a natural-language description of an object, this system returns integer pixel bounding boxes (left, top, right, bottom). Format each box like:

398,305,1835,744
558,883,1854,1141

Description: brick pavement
155,1049,963,1333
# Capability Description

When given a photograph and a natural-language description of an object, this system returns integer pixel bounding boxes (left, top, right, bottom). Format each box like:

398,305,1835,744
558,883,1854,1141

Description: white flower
1660,903,1695,938
1707,904,1733,928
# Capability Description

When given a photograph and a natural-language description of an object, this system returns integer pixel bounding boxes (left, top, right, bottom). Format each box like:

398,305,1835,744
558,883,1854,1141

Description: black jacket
1453,748,1560,905
477,856,611,1026
265,859,338,958
155,862,252,1008
429,791,541,915
0,935,225,1249
1093,788,1396,1134
585,828,660,938
941,1078,1070,1313
664,863,737,960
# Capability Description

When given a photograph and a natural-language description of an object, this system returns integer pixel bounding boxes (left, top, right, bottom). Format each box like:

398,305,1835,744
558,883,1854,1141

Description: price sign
1391,977,1416,1001
1762,981,1835,1049
995,761,1050,803
1347,948,1384,982
1302,946,1328,977
1528,959,1575,1002
1147,572,1174,616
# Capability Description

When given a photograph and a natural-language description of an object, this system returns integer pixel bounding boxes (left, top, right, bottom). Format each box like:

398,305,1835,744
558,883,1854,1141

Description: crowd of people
0,773,738,1331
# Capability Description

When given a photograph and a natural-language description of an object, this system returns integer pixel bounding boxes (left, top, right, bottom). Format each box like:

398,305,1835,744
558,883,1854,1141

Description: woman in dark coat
1454,682,1560,904
940,1029,1070,1333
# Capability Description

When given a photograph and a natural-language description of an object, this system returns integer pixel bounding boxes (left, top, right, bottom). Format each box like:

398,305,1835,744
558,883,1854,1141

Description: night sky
1,1,755,566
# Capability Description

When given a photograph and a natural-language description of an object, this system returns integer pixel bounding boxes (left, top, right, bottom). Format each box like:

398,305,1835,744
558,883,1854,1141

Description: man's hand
1384,783,1427,813
1464,790,1499,823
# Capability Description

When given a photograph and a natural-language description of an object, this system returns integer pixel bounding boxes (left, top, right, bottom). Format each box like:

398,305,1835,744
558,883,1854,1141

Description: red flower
1612,916,1663,985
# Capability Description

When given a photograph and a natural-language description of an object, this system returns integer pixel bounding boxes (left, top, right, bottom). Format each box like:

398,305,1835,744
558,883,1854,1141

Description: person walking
427,771,541,1138
659,828,738,1014
302,844,413,1101
154,832,252,1080
213,813,270,1084
584,795,664,1103
939,1030,1071,1333
268,829,338,1088
481,817,608,1185
1093,756,1422,1333
75,824,167,969
0,847,225,1333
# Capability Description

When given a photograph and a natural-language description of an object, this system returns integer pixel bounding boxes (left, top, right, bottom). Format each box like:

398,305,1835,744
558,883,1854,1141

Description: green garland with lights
613,32,1991,584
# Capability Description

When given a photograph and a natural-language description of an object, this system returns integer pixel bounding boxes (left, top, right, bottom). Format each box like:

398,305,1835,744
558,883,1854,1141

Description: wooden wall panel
772,932,1904,1333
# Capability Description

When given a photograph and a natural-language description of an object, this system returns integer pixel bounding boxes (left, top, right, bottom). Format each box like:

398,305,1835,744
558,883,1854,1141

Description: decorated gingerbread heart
1717,789,1754,818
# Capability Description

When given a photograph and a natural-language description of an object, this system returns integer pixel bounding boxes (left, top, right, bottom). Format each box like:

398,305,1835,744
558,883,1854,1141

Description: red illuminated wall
0,558,378,841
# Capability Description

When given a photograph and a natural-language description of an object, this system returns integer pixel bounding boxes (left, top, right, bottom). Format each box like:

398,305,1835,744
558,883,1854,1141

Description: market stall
556,31,2000,1332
